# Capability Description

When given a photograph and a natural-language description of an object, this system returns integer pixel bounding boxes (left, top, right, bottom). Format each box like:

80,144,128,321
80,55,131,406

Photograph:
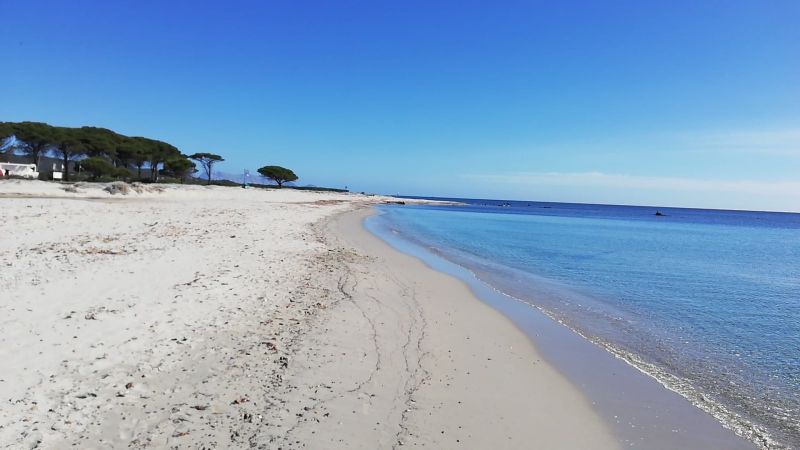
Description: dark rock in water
655,211,664,216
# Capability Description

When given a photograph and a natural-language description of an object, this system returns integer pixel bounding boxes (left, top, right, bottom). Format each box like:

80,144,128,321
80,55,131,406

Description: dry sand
0,180,617,449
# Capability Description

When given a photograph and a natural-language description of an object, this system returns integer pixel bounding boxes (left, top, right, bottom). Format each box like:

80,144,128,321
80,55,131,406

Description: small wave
471,272,788,450
368,209,794,449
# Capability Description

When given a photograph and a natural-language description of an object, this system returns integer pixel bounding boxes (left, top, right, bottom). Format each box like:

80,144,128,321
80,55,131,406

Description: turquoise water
373,199,800,449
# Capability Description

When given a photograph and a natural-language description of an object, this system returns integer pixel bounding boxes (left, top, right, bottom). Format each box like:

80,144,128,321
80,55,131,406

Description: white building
0,162,40,179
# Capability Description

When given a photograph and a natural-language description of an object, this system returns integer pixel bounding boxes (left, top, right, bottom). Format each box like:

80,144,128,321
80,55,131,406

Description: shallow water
373,199,800,449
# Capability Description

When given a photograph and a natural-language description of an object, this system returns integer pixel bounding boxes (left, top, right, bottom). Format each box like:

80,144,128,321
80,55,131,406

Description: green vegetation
80,156,117,180
164,157,197,183
249,183,345,193
0,122,192,182
0,123,15,153
1,121,333,192
257,165,298,188
189,153,224,185
6,122,52,165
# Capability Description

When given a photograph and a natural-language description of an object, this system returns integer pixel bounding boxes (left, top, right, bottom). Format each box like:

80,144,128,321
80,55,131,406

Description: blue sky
1,1,798,211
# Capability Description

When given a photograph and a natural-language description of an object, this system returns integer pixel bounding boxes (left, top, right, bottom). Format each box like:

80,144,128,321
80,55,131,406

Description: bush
164,157,197,183
114,167,133,180
80,157,116,179
249,182,347,193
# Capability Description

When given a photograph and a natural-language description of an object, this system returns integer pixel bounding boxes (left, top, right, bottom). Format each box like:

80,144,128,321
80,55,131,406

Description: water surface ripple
377,198,800,449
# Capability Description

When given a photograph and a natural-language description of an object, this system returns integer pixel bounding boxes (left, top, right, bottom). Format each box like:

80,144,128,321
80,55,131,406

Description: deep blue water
374,198,800,449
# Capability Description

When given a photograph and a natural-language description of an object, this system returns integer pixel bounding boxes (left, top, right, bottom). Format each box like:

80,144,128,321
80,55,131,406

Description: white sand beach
0,181,616,449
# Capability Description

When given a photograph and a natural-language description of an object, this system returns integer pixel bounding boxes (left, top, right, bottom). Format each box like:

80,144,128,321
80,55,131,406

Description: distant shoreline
397,195,800,216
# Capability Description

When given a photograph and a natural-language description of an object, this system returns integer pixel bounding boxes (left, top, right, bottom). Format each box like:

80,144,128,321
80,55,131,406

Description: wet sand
365,208,759,449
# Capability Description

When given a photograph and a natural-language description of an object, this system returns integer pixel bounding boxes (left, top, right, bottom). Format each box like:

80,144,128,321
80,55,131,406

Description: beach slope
286,208,618,449
0,181,615,449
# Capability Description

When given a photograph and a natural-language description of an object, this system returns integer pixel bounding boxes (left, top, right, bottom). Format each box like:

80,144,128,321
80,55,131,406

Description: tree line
1,121,300,187
0,121,195,182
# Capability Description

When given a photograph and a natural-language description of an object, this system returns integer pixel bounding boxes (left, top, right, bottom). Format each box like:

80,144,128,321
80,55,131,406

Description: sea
366,198,800,449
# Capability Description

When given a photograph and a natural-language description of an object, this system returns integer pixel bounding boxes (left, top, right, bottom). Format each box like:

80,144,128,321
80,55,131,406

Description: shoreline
1,181,614,448
321,207,620,448
0,180,758,448
364,206,760,449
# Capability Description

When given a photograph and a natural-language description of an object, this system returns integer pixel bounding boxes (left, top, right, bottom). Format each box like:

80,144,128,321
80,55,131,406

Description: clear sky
2,1,798,211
